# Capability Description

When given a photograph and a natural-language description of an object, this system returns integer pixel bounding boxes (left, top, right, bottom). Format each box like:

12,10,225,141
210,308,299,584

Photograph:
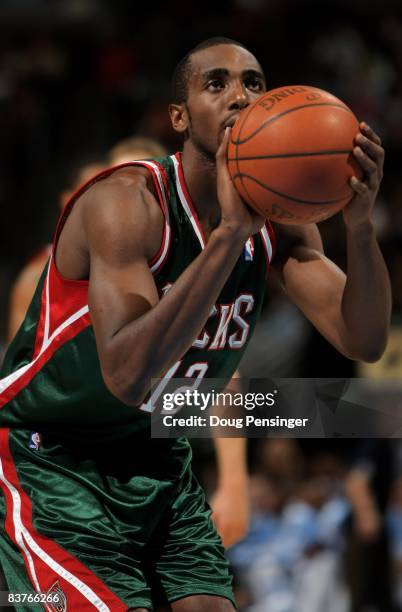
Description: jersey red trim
0,429,128,610
0,310,91,409
52,160,171,280
1,160,172,410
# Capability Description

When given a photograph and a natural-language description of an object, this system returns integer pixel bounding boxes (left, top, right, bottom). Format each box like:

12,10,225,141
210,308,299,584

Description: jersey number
140,360,208,413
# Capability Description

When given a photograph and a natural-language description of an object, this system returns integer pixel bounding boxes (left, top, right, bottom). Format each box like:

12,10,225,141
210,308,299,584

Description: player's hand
354,505,381,543
343,122,385,229
210,480,250,549
216,127,265,238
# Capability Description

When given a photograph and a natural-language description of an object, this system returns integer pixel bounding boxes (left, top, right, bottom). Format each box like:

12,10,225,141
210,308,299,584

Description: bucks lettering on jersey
0,153,275,441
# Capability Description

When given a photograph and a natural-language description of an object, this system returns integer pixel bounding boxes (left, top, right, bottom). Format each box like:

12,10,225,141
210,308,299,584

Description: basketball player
0,38,390,611
110,135,250,549
109,135,249,551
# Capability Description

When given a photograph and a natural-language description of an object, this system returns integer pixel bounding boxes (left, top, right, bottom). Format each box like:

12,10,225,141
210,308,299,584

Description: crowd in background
192,438,402,611
1,0,402,341
1,0,402,610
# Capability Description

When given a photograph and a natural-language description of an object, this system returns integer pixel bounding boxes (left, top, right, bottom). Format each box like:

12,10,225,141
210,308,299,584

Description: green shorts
0,428,235,611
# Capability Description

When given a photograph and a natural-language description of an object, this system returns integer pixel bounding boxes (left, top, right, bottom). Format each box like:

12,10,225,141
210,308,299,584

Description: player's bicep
271,223,348,353
84,177,162,358
88,256,159,352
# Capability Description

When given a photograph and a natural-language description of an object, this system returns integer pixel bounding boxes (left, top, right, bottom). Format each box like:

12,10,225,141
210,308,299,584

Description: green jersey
0,153,275,442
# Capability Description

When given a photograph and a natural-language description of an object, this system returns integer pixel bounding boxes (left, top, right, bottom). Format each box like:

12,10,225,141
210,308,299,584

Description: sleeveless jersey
0,153,275,444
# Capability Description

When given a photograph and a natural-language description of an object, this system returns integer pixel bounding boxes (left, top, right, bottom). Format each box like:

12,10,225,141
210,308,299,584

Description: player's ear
169,103,189,134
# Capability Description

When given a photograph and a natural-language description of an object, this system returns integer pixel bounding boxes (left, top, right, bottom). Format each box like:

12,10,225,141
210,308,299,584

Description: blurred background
1,0,402,610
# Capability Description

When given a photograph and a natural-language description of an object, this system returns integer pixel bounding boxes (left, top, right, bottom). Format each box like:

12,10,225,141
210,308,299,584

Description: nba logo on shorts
28,432,42,451
243,238,254,262
46,580,67,612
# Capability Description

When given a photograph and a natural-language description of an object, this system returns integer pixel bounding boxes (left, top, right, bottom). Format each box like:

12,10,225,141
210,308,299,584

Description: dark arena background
1,1,402,610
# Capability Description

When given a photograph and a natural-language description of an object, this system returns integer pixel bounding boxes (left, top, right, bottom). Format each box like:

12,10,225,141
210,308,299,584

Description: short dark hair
171,37,251,104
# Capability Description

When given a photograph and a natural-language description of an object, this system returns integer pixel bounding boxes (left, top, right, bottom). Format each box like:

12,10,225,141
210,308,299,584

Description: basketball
227,85,363,224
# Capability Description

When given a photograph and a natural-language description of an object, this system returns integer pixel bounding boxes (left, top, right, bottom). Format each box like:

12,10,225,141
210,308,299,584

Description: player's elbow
347,336,387,363
352,349,383,364
358,344,386,364
106,376,148,407
100,338,158,406
101,363,149,407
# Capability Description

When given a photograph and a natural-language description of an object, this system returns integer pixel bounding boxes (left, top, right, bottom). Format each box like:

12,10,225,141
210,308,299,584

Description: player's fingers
216,127,230,168
360,121,382,146
353,147,379,189
350,175,370,196
355,134,385,174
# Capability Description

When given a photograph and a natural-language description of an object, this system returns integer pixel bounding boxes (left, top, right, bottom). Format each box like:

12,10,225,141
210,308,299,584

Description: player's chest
155,236,266,353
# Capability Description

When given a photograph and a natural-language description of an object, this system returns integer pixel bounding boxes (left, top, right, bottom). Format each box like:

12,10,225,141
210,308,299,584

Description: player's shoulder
80,164,160,221
77,164,164,258
93,164,154,196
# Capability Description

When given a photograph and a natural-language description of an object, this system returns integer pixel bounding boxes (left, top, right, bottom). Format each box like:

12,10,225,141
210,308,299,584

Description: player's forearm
104,226,246,405
214,437,248,488
344,470,378,515
341,221,391,361
212,377,248,487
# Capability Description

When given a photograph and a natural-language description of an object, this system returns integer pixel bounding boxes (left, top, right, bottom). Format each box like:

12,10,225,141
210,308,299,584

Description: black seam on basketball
235,101,253,197
228,150,352,161
235,124,241,195
233,173,351,205
233,105,252,201
236,103,353,145
236,103,256,145
235,174,264,214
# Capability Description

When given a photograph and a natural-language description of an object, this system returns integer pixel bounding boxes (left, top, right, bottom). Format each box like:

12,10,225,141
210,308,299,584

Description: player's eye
245,77,264,92
207,79,225,91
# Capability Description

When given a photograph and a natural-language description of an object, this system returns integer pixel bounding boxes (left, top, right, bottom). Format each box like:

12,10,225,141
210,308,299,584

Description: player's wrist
212,222,250,245
344,217,375,240
217,473,248,491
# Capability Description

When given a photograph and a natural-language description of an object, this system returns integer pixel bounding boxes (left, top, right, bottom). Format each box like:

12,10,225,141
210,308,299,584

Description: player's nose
228,82,249,111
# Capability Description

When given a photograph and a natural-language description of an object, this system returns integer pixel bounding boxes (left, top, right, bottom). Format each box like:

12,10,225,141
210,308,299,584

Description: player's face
185,45,266,158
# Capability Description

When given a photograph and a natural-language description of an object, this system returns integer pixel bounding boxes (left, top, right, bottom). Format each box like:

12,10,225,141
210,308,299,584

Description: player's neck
181,142,220,229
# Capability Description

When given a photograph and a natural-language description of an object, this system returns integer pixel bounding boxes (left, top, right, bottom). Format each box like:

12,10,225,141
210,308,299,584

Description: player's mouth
222,113,240,131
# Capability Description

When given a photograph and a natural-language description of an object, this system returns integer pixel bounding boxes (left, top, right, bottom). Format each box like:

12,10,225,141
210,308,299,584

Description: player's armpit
271,222,353,358
271,219,390,362
271,222,324,263
273,246,351,355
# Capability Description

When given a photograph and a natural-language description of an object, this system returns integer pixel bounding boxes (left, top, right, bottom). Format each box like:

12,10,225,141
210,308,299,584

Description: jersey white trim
132,160,171,274
0,460,41,593
0,260,89,396
0,456,111,611
171,155,206,250
260,224,273,262
0,160,171,399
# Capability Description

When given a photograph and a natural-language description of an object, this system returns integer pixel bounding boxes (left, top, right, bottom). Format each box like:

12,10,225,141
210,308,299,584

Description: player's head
169,37,266,159
109,136,167,165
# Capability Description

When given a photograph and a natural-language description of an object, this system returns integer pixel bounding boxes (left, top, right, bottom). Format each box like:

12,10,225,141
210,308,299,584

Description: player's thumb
216,127,231,177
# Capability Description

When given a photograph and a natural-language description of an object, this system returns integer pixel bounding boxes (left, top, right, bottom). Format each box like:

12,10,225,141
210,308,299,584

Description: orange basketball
227,85,363,224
